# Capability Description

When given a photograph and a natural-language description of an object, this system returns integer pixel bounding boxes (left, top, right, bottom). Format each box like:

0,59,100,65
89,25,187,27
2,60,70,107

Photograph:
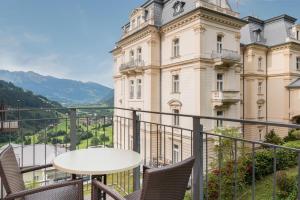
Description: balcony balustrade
211,90,240,106
119,59,145,74
0,107,300,200
0,121,18,131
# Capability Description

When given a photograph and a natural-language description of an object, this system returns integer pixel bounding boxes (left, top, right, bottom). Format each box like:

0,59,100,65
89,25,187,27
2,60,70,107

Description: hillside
0,80,62,137
0,70,114,106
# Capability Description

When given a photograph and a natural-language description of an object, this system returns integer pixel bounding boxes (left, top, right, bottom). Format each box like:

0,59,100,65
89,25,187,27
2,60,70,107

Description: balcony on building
211,49,241,67
211,90,240,106
0,121,19,132
119,59,145,75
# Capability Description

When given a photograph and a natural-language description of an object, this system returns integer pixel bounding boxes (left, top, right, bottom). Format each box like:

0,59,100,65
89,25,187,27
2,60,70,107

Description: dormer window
131,19,136,29
297,30,299,40
254,29,262,42
137,16,141,27
173,1,185,16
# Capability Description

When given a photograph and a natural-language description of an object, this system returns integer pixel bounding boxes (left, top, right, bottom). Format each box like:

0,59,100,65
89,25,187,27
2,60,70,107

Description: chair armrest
92,180,125,200
4,179,83,200
143,165,153,173
21,164,53,174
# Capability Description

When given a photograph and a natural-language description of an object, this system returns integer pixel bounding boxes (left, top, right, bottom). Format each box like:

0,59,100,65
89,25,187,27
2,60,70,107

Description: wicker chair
0,145,83,200
92,156,195,200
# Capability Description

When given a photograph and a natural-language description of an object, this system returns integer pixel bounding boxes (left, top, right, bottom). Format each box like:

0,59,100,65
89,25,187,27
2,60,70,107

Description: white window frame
137,48,142,63
137,16,141,27
217,35,223,54
216,110,224,127
173,144,180,163
172,38,180,57
129,50,134,63
137,79,142,99
217,73,223,91
129,80,135,99
172,74,180,93
173,109,180,126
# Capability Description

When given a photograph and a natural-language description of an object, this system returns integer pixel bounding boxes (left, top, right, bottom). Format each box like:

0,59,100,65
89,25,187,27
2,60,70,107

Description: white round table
53,148,142,200
53,148,142,175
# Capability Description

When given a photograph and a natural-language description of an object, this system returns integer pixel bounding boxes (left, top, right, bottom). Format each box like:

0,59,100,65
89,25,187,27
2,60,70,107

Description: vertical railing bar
172,127,174,164
164,125,166,165
297,152,300,200
156,124,159,167
132,110,140,191
181,129,183,161
218,136,222,200
234,139,238,200
44,121,47,186
116,116,119,148
273,147,277,200
123,117,126,150
21,120,24,168
128,118,130,150
112,115,114,147
144,121,146,165
103,116,106,147
252,143,256,200
86,117,89,148
150,123,152,164
206,133,208,200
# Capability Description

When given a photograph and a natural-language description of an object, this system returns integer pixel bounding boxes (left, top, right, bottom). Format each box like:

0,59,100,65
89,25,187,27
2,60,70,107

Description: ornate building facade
111,0,246,164
241,15,300,140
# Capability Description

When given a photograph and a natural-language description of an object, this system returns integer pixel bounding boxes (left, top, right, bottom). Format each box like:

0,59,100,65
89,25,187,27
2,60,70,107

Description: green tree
90,137,100,146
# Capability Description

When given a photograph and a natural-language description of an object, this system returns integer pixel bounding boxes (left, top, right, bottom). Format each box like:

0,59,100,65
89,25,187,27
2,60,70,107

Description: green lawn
240,167,298,200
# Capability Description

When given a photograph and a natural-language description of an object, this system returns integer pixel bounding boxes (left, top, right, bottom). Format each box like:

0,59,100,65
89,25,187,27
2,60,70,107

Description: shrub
264,129,283,146
276,171,297,200
284,129,300,142
90,137,100,146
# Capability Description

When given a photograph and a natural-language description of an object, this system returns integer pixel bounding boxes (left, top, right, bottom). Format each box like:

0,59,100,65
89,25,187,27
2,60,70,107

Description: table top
52,148,142,175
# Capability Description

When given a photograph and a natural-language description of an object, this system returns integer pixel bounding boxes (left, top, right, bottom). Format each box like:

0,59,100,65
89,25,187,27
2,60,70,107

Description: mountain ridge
0,70,114,106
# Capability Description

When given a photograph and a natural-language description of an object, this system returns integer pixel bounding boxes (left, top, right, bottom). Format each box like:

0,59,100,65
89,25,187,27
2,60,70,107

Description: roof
0,144,67,167
287,78,300,89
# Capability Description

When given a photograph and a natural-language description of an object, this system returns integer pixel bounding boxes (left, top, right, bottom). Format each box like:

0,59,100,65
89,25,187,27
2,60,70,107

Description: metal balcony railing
120,59,145,72
211,49,241,61
1,106,300,200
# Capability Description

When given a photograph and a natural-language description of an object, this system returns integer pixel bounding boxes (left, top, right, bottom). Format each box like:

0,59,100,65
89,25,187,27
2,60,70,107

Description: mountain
0,70,114,106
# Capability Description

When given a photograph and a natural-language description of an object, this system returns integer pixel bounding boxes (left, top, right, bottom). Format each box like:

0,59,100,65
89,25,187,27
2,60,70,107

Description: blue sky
0,0,298,88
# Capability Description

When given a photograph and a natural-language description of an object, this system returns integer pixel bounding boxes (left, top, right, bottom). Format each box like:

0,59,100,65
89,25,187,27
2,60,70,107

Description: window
172,74,180,93
297,57,300,70
258,57,263,71
258,81,263,94
131,19,136,29
137,16,141,27
137,48,142,63
129,80,135,99
137,79,142,99
172,38,180,57
254,30,262,42
258,105,262,119
217,73,223,91
259,129,263,141
216,111,224,127
173,109,180,126
297,30,299,40
217,35,223,54
173,144,180,163
129,50,134,63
